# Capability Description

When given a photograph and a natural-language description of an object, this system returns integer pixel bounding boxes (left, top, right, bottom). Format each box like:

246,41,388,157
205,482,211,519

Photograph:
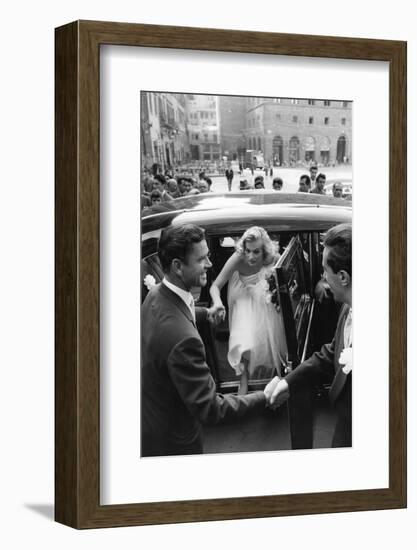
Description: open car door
273,235,315,449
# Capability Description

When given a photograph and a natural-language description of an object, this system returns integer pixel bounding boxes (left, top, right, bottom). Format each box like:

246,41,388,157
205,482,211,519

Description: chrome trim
301,300,315,363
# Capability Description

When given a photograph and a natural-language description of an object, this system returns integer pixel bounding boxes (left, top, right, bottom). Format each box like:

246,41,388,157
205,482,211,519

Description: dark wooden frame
55,20,407,529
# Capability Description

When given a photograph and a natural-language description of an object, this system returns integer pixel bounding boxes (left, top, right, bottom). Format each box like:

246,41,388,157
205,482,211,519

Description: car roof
142,192,352,241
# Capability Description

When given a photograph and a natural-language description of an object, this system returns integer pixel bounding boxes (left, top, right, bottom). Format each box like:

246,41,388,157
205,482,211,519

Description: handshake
264,376,290,409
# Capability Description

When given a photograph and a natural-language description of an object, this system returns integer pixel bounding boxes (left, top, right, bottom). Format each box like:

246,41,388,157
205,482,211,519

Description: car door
273,235,313,369
273,234,315,449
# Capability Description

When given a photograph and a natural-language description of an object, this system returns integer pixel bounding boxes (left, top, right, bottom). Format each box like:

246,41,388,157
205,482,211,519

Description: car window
274,235,312,366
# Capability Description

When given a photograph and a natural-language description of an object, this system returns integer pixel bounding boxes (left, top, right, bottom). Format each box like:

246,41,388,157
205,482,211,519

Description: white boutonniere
339,347,353,375
143,274,157,290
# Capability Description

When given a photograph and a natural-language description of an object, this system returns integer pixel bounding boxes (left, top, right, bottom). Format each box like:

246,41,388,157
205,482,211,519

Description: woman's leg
238,354,250,395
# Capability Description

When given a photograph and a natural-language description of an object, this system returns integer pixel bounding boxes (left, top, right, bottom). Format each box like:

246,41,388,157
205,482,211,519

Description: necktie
189,296,196,321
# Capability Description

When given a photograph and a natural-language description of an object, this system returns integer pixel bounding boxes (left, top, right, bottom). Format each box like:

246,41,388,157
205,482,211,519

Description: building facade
218,95,247,160
245,97,352,166
140,92,189,172
141,93,352,172
185,94,221,161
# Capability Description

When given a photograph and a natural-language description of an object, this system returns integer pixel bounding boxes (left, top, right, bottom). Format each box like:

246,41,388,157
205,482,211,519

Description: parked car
141,192,352,448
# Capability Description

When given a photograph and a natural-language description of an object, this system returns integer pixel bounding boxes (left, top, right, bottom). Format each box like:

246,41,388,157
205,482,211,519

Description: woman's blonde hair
235,226,278,265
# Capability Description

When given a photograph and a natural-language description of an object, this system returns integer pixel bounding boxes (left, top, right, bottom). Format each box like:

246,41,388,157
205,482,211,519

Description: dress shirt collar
162,277,195,317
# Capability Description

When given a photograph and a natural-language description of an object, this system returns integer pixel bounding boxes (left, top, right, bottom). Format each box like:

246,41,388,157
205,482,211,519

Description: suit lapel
159,283,196,327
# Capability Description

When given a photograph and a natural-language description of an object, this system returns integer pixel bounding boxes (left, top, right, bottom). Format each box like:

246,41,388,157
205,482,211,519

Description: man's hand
207,304,226,326
264,377,290,409
264,376,280,402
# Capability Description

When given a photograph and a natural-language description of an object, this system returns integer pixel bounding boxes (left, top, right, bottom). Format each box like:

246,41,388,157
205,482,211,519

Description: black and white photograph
140,91,353,458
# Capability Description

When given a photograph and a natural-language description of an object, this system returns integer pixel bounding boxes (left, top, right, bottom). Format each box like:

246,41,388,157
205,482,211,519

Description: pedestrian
198,179,209,193
225,166,234,192
310,173,326,195
309,164,318,186
298,174,311,193
272,177,283,191
332,182,343,198
254,176,265,190
152,176,174,201
177,176,193,196
150,189,163,205
167,178,180,197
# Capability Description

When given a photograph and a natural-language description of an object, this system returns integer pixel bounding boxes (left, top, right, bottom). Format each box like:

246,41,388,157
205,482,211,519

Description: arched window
272,135,283,165
320,136,331,165
336,135,348,163
289,136,300,163
304,136,316,162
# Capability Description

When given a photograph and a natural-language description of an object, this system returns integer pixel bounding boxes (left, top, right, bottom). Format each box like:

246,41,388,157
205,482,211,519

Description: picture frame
55,20,406,529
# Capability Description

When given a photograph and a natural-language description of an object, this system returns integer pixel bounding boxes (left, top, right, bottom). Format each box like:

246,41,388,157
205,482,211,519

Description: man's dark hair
158,224,206,272
316,173,326,182
300,174,311,186
323,223,352,276
154,173,167,185
273,177,283,188
177,176,192,185
150,189,162,200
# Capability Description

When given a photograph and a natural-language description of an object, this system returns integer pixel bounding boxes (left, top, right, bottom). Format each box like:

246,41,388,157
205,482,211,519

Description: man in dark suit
310,172,326,195
264,223,352,447
225,167,234,191
141,224,266,457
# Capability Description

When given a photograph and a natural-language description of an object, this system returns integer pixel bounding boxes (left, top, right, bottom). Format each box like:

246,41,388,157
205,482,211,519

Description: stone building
140,92,189,172
185,94,222,161
245,97,352,166
218,95,247,160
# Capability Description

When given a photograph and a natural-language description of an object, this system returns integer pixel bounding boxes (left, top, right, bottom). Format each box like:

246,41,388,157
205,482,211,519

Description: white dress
227,267,287,379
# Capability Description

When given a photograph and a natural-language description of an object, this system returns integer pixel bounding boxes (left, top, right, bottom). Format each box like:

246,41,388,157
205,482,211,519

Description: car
141,191,352,449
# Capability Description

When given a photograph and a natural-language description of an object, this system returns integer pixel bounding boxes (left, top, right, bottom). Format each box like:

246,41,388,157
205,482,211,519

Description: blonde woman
210,227,287,394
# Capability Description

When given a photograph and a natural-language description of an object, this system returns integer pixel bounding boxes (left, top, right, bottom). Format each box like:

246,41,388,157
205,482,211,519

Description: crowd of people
141,221,352,457
141,163,349,211
141,169,215,209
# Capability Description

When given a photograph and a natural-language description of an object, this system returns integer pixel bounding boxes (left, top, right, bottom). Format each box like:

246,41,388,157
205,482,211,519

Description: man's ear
338,270,351,287
171,258,183,276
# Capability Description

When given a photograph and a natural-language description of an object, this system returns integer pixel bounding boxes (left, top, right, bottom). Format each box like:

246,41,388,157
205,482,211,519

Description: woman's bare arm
209,252,241,320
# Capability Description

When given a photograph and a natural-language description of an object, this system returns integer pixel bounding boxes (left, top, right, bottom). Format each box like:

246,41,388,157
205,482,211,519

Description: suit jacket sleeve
285,338,335,391
167,335,265,425
195,306,208,327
